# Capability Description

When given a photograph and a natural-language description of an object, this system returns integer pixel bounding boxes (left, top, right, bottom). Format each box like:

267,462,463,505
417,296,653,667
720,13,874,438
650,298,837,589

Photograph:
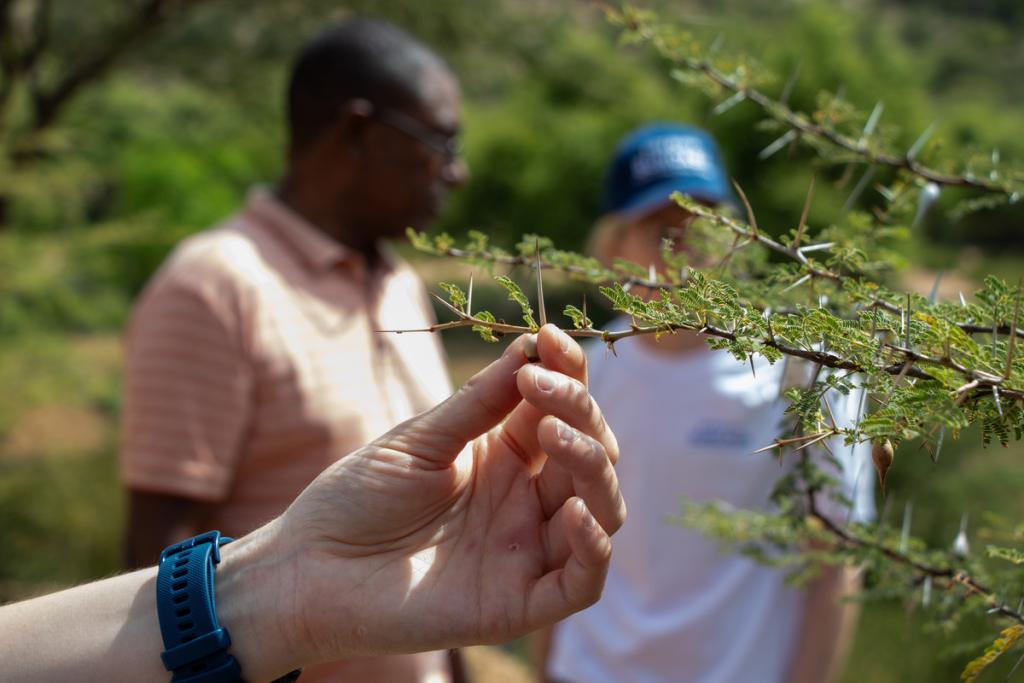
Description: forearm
0,567,167,682
0,523,300,683
788,564,861,683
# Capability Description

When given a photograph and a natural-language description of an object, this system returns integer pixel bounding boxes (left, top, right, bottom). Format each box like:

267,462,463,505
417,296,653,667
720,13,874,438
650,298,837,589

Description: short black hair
286,17,449,153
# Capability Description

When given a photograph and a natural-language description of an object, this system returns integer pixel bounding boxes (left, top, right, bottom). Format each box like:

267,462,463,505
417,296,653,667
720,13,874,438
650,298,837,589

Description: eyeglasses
369,106,462,164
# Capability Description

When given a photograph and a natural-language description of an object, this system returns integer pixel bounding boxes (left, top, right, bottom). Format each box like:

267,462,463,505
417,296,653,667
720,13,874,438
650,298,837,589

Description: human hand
221,325,624,679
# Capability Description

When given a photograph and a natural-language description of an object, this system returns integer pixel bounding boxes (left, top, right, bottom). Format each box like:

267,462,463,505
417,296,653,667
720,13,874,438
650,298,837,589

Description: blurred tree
0,0,211,224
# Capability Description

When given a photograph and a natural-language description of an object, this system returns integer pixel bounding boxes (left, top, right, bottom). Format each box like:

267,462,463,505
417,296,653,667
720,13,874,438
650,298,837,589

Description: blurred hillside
1,1,1023,680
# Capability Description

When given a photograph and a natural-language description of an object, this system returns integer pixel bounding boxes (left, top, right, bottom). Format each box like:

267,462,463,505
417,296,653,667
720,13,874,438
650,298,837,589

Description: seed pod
871,439,895,491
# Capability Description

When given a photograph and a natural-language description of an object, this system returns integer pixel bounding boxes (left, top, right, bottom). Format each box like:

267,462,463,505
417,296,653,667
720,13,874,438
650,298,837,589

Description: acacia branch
804,478,1024,625
380,293,1024,403
617,10,1017,196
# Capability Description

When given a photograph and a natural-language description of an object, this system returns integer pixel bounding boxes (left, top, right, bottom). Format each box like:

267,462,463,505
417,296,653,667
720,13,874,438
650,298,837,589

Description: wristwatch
156,532,304,682
156,531,241,682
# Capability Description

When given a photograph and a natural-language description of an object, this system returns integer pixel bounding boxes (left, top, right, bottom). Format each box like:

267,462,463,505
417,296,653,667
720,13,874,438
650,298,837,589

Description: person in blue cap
533,123,875,683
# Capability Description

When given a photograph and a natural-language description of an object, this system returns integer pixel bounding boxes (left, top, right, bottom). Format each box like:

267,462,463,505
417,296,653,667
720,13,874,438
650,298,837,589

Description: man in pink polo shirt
121,18,468,682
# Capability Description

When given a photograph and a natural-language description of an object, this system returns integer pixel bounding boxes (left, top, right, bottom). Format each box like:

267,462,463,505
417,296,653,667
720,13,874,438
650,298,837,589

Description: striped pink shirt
120,188,453,682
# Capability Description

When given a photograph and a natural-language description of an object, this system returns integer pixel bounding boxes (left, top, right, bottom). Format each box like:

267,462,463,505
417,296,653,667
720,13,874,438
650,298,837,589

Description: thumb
377,333,535,464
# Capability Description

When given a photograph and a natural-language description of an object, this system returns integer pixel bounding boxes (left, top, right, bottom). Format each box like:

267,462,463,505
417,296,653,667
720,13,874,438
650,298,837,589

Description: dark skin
124,65,469,570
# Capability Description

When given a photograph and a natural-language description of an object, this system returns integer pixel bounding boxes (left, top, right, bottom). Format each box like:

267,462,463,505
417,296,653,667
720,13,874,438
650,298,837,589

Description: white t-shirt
548,327,875,683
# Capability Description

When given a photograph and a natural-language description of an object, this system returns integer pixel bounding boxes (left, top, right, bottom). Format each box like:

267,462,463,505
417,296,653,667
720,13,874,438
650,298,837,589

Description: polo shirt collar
245,186,353,274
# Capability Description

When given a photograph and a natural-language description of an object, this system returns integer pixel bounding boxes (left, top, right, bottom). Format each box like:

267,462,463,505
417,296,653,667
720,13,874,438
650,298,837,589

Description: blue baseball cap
602,123,732,216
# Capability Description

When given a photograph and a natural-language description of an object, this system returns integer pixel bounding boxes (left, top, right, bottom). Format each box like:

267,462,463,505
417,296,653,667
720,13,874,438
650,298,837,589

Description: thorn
782,273,812,293
780,58,802,106
912,183,941,228
794,176,815,248
899,501,913,553
431,292,466,318
841,165,877,213
535,239,546,327
823,396,838,428
859,101,884,146
797,242,835,254
708,33,725,55
758,129,798,161
648,263,657,284
952,512,970,558
793,432,834,452
1006,648,1024,680
730,179,759,237
934,426,945,464
753,442,780,455
467,272,474,316
993,385,1004,418
712,91,746,116
959,291,968,308
921,575,932,608
749,354,757,379
927,271,944,304
906,123,936,161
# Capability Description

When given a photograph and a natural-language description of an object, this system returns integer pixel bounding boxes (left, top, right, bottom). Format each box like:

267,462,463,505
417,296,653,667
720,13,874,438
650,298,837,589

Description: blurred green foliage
1,0,1023,678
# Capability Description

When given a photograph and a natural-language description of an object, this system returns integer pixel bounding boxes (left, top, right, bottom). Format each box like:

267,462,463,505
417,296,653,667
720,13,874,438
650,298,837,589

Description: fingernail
523,334,540,362
535,367,559,392
579,501,594,527
557,420,578,444
557,327,572,353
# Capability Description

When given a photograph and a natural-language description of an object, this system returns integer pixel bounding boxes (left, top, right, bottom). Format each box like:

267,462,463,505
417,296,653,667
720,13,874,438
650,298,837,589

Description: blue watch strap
156,531,242,683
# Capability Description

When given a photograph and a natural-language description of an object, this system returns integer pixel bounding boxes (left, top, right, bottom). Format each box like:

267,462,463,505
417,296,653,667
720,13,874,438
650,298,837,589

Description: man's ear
334,98,373,147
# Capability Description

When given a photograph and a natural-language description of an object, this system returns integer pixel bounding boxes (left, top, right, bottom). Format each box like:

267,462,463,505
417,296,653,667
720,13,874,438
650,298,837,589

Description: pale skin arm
0,529,289,683
787,564,862,683
0,326,625,683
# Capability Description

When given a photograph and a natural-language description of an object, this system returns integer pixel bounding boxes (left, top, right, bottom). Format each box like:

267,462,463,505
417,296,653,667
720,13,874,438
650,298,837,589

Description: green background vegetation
1,0,1023,679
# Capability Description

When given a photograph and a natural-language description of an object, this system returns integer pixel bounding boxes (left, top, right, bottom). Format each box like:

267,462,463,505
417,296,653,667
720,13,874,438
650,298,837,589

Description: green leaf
471,310,500,343
465,229,489,253
406,228,440,255
438,282,467,313
563,304,593,330
961,625,1024,682
986,545,1024,565
495,275,537,330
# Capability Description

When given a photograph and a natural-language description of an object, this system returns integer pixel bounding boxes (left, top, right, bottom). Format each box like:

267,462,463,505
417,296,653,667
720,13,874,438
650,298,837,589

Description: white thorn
712,91,746,116
928,271,944,304
907,123,936,161
860,102,884,146
952,512,970,558
758,129,798,161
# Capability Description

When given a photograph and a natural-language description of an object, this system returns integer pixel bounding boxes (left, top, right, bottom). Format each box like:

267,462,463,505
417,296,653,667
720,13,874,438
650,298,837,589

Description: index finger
498,325,590,467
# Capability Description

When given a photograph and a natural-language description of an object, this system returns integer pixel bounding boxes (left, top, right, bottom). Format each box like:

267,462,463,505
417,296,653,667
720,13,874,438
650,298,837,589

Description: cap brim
615,178,732,217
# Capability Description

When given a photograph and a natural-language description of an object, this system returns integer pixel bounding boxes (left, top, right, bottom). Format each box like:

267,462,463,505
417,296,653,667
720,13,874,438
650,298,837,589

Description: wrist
214,520,305,680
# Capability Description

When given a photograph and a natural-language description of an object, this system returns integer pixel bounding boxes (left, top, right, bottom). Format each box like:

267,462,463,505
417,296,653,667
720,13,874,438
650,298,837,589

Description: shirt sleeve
119,278,253,502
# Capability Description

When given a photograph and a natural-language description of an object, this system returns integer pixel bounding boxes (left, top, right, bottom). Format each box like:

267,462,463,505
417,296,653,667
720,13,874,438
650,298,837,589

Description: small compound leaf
496,275,538,330
961,625,1024,682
